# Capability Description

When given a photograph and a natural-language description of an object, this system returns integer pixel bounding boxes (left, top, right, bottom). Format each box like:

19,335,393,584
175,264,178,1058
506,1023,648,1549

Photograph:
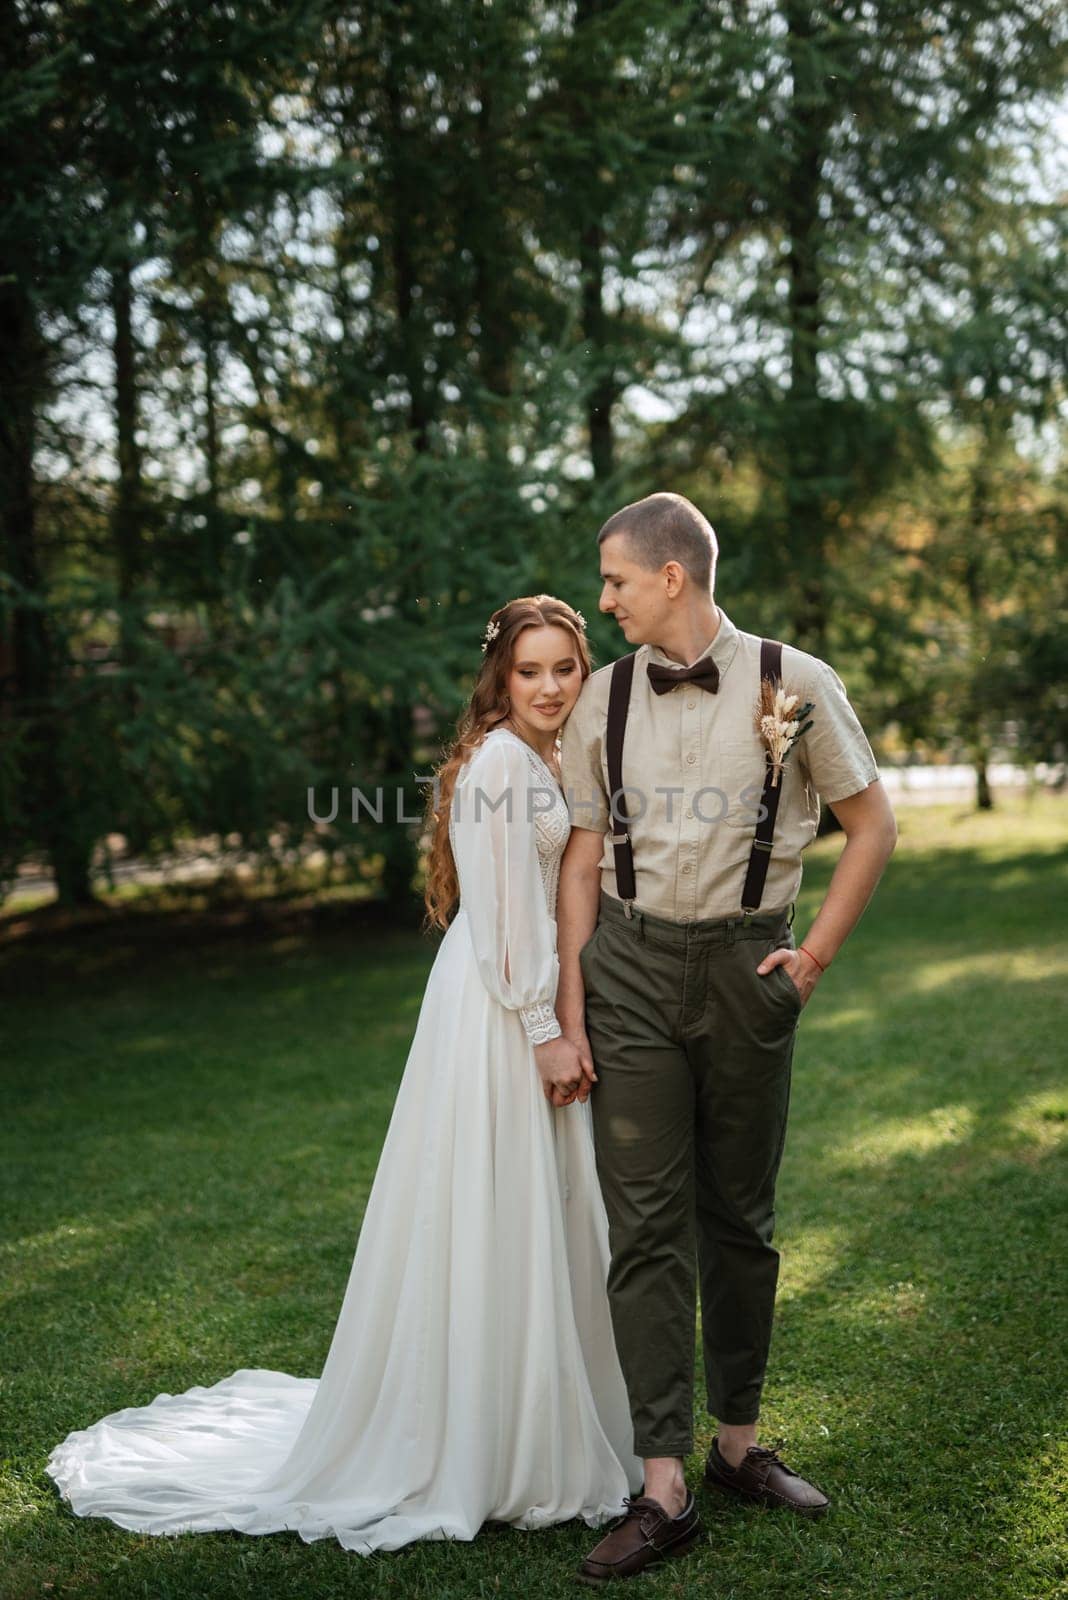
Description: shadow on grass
2,831,1066,1599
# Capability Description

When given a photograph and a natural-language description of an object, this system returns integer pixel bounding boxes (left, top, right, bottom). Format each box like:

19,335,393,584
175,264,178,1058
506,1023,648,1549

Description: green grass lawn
2,795,1066,1600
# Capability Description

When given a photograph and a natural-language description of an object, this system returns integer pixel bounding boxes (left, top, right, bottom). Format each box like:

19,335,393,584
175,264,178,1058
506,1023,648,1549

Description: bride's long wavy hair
422,595,593,933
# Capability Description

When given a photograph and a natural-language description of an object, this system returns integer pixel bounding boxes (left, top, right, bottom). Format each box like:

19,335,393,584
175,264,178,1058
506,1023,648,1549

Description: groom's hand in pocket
756,945,821,1006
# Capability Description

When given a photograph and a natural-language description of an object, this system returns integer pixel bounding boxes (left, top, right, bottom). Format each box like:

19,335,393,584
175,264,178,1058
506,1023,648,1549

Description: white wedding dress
46,727,642,1553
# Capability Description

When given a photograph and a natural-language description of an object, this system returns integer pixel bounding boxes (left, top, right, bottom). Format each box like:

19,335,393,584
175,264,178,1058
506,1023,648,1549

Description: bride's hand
533,1037,584,1107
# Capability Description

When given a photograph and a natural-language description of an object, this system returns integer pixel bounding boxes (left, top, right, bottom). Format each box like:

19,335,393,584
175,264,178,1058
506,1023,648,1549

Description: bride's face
505,624,583,741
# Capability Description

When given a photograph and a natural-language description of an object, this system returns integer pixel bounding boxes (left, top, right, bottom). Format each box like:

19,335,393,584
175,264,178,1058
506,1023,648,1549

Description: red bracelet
799,944,827,973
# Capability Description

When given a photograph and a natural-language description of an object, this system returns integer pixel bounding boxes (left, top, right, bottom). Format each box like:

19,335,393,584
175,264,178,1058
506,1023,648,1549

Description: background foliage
2,0,1065,908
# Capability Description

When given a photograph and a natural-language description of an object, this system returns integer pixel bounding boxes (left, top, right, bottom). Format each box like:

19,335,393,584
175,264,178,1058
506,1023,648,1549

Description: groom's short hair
597,492,717,593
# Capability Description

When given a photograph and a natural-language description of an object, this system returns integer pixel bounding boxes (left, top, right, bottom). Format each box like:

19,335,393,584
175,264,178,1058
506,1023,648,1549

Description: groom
556,492,897,1584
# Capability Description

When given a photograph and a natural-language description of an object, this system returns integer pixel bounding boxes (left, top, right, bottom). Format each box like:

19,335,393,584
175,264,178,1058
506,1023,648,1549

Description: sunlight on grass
120,1034,179,1055
804,1005,877,1031
849,1278,931,1326
1,1218,156,1296
6,1221,106,1258
1002,1091,1068,1156
0,1469,40,1535
908,948,1068,991
828,1104,977,1169
999,1437,1068,1577
777,1224,850,1304
872,793,1068,858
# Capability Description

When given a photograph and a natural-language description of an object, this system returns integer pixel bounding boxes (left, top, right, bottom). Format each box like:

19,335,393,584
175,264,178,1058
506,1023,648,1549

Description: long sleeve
450,735,562,1045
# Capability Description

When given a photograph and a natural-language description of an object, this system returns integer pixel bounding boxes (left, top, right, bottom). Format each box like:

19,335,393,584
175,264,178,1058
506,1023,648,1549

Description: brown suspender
739,638,784,915
605,638,784,920
606,651,639,915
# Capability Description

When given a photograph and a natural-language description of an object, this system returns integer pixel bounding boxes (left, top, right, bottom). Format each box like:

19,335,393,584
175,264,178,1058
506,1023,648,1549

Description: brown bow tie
646,657,720,695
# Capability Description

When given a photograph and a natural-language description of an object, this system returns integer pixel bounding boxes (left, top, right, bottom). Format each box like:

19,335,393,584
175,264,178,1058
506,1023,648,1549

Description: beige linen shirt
559,605,881,922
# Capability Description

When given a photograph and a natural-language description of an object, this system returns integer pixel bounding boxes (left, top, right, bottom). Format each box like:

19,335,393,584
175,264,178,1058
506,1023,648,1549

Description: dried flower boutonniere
755,682,815,787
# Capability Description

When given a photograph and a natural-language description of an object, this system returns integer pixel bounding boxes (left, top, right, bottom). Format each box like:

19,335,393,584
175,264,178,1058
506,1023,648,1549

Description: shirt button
686,752,697,765
678,914,691,924
681,863,692,875
684,808,694,819
686,698,697,709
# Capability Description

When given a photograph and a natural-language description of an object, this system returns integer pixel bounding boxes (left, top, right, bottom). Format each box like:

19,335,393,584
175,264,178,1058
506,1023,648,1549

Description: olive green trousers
580,889,802,1456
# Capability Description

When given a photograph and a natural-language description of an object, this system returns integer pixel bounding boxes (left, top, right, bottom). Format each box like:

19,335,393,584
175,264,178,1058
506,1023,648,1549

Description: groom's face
598,532,668,645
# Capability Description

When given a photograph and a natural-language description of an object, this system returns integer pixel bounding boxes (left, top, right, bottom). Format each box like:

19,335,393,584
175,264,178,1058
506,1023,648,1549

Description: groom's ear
663,560,688,597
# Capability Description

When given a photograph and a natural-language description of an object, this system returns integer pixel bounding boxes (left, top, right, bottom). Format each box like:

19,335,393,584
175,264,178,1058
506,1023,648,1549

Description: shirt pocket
711,739,770,832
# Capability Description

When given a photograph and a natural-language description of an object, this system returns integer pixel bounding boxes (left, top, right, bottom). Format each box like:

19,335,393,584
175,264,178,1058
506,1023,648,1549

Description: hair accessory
481,618,501,653
574,610,587,631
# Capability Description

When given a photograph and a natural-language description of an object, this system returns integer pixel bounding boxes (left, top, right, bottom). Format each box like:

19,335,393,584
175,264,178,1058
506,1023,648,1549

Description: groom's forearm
555,830,605,1034
799,784,898,969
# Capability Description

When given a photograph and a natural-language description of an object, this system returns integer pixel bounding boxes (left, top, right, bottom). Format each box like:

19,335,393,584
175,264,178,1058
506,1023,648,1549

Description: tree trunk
574,0,616,483
111,252,143,660
377,699,419,913
201,271,223,580
195,192,227,595
817,805,843,837
378,31,423,868
0,286,95,905
784,0,831,656
580,218,616,482
384,56,431,453
474,77,514,418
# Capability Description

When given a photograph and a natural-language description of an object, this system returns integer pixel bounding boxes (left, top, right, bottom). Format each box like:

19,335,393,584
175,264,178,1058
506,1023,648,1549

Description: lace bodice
449,729,571,1044
500,732,570,918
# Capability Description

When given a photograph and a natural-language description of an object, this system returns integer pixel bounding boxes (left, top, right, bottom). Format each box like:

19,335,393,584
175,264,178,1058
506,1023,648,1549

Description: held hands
562,1025,598,1107
533,1031,598,1109
754,944,824,1006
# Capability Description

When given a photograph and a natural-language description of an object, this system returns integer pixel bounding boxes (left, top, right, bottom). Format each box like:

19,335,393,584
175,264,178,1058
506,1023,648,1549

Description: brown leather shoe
576,1491,702,1585
704,1439,830,1517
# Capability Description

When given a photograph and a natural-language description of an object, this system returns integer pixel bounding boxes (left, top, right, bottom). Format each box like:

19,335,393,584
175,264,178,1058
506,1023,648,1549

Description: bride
46,593,643,1554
